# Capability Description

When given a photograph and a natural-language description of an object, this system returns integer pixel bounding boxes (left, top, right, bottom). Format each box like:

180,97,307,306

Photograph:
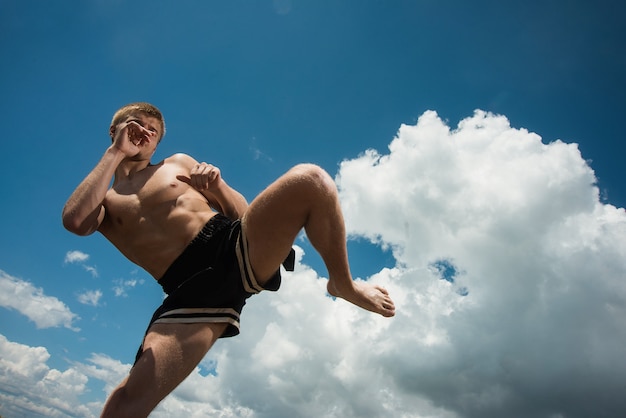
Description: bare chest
104,164,186,225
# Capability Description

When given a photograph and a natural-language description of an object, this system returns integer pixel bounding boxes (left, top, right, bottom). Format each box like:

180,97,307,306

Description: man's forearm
62,147,124,235
208,181,248,220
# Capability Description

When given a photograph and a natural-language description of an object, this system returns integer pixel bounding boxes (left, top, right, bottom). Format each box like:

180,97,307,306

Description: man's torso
99,156,216,279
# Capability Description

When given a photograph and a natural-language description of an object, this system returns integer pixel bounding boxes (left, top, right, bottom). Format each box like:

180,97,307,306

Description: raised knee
290,163,326,176
289,163,335,192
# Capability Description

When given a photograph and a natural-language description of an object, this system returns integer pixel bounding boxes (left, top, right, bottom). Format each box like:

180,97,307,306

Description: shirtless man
62,102,395,417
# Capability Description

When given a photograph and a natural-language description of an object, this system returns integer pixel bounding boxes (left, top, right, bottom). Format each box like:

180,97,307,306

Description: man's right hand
111,120,153,157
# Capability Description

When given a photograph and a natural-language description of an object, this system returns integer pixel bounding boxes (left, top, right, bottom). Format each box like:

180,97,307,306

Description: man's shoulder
163,153,196,166
165,152,193,162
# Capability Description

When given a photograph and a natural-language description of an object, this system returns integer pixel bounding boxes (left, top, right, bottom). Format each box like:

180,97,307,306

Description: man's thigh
242,167,316,284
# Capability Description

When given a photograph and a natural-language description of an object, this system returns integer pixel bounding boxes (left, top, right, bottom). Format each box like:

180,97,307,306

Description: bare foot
327,279,396,317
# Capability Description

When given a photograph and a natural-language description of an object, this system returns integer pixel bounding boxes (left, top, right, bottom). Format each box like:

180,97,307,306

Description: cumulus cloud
0,334,96,418
0,337,140,418
74,353,131,397
335,110,626,417
0,270,79,330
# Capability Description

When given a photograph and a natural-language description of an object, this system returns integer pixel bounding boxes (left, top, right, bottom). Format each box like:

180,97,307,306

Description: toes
375,285,389,295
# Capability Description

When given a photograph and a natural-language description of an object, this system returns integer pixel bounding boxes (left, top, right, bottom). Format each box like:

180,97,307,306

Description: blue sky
1,1,625,417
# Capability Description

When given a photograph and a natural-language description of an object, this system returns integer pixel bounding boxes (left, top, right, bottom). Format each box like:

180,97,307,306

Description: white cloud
65,250,99,278
74,353,131,396
64,250,90,264
0,270,79,330
83,265,99,278
112,278,142,297
334,110,626,417
0,342,138,418
77,289,103,306
0,334,96,418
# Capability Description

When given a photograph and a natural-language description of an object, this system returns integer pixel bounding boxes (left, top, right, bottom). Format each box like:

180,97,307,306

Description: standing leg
243,164,395,317
101,322,227,418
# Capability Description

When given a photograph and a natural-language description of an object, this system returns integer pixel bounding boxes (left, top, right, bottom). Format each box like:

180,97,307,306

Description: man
62,102,395,417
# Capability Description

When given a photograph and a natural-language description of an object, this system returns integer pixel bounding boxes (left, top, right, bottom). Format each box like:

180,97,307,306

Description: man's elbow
62,212,96,236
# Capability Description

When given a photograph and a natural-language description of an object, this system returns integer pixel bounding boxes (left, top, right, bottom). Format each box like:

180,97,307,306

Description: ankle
327,278,354,298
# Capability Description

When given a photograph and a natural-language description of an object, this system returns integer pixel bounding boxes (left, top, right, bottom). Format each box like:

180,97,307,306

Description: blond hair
110,102,166,140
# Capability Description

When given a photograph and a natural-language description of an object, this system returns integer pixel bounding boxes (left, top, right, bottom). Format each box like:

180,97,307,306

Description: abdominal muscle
100,190,219,280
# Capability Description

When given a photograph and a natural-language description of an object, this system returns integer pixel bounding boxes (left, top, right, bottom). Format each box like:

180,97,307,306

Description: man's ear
109,125,116,140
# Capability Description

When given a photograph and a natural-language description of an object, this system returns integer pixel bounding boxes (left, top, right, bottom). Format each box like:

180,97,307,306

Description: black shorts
135,214,294,364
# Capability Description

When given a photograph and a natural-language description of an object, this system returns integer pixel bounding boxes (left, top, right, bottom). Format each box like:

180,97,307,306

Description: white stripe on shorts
153,307,240,329
235,224,264,294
